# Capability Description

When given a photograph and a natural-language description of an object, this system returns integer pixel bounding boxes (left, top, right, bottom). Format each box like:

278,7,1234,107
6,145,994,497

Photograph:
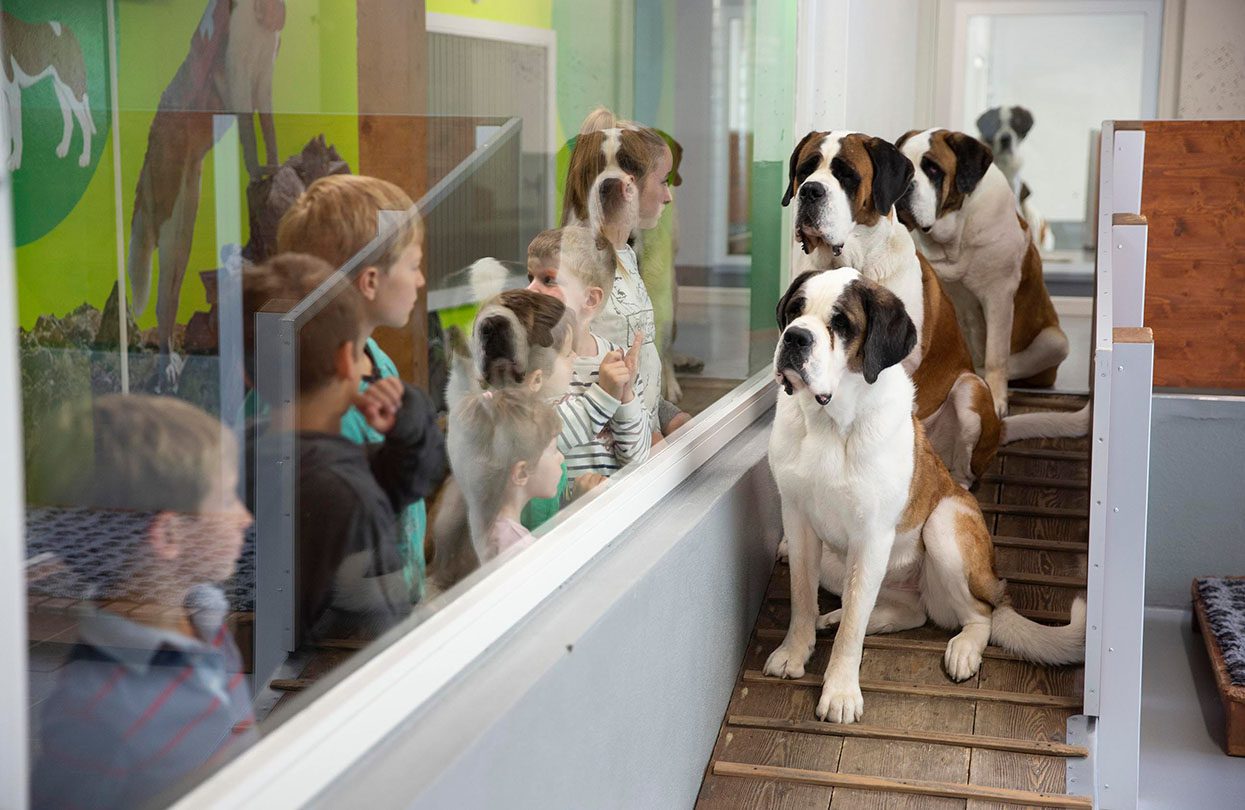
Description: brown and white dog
128,0,285,382
766,267,1086,724
975,106,1053,251
1,11,95,171
895,128,1070,417
782,130,998,486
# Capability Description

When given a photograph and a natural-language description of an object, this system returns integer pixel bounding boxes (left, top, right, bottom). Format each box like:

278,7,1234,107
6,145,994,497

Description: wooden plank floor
697,393,1093,809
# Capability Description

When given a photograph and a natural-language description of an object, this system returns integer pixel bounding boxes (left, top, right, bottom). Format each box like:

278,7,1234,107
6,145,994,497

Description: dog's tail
989,594,1086,665
1001,403,1090,444
127,164,157,316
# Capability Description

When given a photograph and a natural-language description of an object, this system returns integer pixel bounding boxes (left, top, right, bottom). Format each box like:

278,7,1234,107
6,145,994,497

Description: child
561,107,692,438
276,174,434,601
447,388,564,558
243,253,445,638
29,394,256,810
526,225,651,478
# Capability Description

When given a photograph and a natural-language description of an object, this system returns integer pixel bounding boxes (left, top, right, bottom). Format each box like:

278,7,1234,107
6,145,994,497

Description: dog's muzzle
776,327,830,404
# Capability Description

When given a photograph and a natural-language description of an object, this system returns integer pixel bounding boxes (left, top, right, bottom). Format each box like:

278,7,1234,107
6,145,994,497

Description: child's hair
242,252,366,394
276,174,424,273
447,388,561,551
555,225,616,293
27,394,232,593
562,106,669,226
527,228,564,270
472,289,575,388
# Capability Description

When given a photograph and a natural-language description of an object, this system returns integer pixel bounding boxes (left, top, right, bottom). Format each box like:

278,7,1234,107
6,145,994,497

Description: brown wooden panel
357,0,430,388
1138,120,1245,390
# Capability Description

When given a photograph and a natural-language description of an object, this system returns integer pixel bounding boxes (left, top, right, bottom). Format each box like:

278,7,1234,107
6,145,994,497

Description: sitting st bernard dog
895,129,1070,417
976,105,1054,251
782,129,998,487
766,268,1086,724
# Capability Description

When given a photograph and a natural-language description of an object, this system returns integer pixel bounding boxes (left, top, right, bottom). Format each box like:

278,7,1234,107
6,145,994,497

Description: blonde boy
276,175,436,600
527,226,651,478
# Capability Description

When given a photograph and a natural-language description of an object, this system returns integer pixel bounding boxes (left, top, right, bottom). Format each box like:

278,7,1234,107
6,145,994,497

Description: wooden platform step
728,714,1088,757
992,535,1088,553
980,473,1089,489
980,503,1089,519
997,446,1090,462
741,670,1083,708
765,594,1074,624
752,628,1029,662
1006,393,1089,411
1001,570,1087,589
712,762,1092,808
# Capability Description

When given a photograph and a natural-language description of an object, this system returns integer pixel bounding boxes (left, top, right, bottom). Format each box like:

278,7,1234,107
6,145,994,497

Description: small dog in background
0,11,95,171
976,105,1053,251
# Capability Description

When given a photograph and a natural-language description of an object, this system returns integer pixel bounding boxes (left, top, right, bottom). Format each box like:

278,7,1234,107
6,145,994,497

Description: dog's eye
921,158,943,180
830,312,853,338
831,160,859,192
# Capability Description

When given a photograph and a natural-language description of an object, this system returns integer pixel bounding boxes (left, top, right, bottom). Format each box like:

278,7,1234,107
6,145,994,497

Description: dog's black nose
798,182,825,201
999,134,1012,149
783,327,813,349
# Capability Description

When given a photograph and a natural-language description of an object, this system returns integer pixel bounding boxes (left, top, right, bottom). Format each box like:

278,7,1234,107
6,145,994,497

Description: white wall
672,0,716,269
1176,0,1245,117
844,0,922,140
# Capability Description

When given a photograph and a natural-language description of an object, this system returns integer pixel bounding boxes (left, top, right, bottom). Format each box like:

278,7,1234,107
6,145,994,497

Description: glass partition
15,1,794,805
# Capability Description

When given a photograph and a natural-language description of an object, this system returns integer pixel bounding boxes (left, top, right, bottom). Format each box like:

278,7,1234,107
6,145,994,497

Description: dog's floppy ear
859,282,917,384
864,137,915,215
782,131,820,207
1010,106,1034,138
946,131,993,196
776,270,822,329
975,107,1001,141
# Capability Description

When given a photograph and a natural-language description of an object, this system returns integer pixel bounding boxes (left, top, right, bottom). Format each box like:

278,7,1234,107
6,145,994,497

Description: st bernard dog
766,268,1086,724
976,106,1054,251
895,128,1071,417
782,129,998,487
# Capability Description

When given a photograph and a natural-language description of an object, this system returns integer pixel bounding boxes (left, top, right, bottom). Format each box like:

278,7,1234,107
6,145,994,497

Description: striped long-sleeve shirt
555,334,653,479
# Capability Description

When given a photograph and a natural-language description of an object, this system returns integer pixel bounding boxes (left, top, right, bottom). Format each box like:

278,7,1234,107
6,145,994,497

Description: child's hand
597,349,630,400
352,377,404,434
572,473,606,499
620,331,643,403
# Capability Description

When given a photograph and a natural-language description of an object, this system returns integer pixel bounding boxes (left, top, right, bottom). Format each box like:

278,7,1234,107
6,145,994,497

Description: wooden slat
980,474,1088,490
980,503,1088,519
996,447,1088,462
1004,394,1088,411
753,628,1027,662
1113,327,1153,344
762,595,1071,624
270,678,312,692
991,536,1088,553
1112,213,1146,226
997,571,1086,589
712,762,1093,808
741,671,1082,709
728,715,1088,758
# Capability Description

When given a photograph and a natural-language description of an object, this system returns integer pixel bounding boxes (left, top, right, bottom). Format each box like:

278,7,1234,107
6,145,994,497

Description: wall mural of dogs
127,0,284,384
1,10,95,171
976,105,1054,251
765,267,1085,724
895,128,1072,419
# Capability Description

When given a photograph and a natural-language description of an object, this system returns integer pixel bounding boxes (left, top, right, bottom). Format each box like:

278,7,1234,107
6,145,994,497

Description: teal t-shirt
340,339,429,603
520,462,570,532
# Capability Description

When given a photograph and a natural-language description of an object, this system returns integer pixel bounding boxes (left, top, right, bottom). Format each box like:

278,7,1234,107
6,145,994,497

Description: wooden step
999,571,1087,589
741,670,1082,708
992,535,1088,553
980,503,1089,519
997,446,1090,462
752,628,1028,662
1006,393,1089,411
712,762,1092,808
980,473,1089,490
728,714,1088,757
765,595,1074,624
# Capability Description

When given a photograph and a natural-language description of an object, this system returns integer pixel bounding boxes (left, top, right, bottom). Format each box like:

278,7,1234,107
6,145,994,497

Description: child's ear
356,266,381,301
585,286,604,313
510,459,530,488
146,512,182,560
525,369,544,391
334,340,359,381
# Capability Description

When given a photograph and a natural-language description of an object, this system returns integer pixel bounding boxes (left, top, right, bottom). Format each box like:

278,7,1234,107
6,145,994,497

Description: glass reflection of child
526,226,651,479
448,388,564,559
29,395,256,810
562,107,692,439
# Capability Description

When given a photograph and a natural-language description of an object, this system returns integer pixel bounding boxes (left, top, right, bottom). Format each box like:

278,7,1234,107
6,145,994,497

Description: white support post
1096,334,1154,810
1112,218,1149,329
1112,130,1146,215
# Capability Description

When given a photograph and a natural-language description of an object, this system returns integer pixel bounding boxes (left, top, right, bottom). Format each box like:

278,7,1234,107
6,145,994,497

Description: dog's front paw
763,642,811,680
943,633,985,682
816,675,864,724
